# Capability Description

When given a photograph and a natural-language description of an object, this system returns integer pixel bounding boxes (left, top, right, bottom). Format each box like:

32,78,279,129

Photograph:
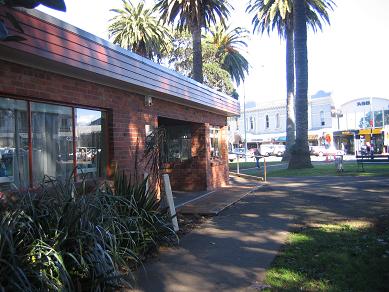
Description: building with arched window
229,91,335,147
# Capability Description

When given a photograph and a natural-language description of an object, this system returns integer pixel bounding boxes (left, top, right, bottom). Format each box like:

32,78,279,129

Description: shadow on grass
264,219,389,291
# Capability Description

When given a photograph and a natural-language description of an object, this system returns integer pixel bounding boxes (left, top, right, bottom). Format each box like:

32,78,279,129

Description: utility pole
243,82,247,162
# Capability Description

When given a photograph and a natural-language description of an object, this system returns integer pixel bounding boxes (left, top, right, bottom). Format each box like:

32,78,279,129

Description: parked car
273,144,285,157
310,146,344,156
259,144,275,156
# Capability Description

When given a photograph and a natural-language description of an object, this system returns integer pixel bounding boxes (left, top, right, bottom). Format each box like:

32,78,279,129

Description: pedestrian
254,148,260,169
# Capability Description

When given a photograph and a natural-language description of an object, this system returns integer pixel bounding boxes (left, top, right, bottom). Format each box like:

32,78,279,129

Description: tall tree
155,0,232,83
166,31,235,94
246,0,334,161
289,0,311,168
109,0,171,61
207,24,249,86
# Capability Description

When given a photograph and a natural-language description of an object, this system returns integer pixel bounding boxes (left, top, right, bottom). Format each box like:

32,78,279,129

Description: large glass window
385,110,389,126
31,103,74,184
75,109,106,179
0,98,29,188
210,126,221,158
374,111,383,128
0,96,108,189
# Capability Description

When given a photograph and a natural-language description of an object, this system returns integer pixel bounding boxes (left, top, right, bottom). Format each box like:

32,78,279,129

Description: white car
273,145,286,157
310,146,344,156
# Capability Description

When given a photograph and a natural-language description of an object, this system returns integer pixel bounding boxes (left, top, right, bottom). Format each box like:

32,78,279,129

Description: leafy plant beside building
0,173,176,291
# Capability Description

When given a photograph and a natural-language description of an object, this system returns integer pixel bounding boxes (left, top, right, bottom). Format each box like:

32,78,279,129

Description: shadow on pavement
133,176,389,292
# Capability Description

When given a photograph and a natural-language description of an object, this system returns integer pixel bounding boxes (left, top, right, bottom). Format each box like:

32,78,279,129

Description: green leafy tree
0,0,66,41
203,62,234,94
166,31,236,95
155,0,232,83
109,0,172,61
207,24,249,86
247,0,334,162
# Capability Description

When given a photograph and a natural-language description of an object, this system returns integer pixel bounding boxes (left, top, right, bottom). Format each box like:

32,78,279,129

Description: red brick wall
0,60,229,190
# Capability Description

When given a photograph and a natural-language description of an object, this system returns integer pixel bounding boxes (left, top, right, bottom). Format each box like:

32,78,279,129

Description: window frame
0,95,109,188
210,126,221,159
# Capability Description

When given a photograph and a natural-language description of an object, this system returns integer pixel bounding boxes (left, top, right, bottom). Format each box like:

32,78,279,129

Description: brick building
0,8,239,192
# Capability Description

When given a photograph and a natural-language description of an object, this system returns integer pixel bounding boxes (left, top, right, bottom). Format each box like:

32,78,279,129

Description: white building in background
229,91,336,147
228,93,389,154
334,97,389,154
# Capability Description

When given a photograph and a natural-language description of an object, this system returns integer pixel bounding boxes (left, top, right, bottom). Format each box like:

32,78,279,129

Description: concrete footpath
133,176,389,292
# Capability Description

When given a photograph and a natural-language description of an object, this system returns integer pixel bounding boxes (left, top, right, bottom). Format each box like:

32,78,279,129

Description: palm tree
155,0,232,83
290,0,310,168
207,25,250,86
246,0,334,162
109,0,172,61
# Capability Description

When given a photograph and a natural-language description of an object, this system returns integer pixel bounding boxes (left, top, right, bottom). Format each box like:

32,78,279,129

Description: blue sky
38,0,389,107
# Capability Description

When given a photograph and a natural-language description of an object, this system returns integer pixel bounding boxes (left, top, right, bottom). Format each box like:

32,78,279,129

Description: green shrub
0,174,176,291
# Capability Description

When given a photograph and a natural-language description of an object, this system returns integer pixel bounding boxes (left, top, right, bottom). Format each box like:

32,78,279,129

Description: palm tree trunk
191,24,204,83
288,0,312,169
282,24,296,162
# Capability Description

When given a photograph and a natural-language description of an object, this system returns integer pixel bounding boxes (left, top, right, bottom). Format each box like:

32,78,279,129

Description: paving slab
177,184,258,215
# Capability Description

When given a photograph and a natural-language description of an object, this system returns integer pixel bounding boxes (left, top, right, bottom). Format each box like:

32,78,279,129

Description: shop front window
0,98,29,188
75,109,106,179
210,126,221,158
31,103,74,184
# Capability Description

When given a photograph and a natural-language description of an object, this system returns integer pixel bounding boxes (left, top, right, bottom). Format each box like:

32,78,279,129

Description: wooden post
162,174,179,232
144,172,149,194
237,154,240,174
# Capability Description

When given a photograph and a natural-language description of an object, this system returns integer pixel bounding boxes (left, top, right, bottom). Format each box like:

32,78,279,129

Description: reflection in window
0,98,29,188
31,103,73,184
75,109,106,179
374,111,383,128
162,125,191,162
385,110,389,125
210,126,221,158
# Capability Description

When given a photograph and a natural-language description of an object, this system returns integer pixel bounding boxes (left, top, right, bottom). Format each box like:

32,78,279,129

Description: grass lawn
263,219,389,291
238,162,389,177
